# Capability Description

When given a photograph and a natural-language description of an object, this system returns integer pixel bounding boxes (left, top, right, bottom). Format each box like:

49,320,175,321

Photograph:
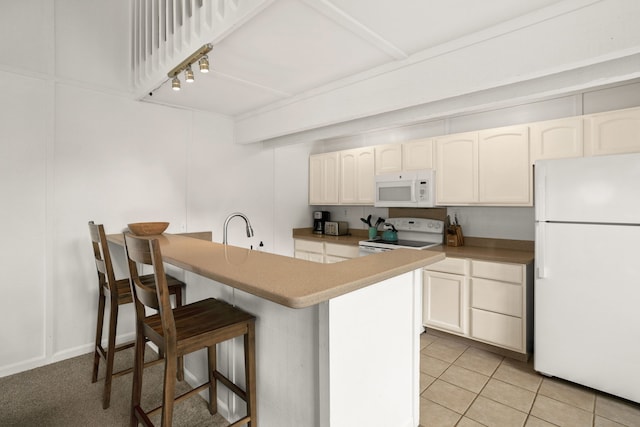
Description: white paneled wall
52,84,192,357
0,1,312,379
0,73,51,371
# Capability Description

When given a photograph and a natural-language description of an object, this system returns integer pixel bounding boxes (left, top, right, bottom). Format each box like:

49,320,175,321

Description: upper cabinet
309,106,640,207
374,144,402,174
530,117,584,164
436,132,478,205
478,126,531,205
375,138,434,174
309,152,339,205
436,125,531,206
584,107,640,156
339,147,375,205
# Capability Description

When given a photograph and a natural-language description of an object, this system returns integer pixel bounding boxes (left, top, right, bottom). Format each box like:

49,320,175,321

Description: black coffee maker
313,211,330,234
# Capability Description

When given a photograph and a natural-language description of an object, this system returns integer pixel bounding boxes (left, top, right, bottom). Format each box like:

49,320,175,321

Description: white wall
0,1,312,377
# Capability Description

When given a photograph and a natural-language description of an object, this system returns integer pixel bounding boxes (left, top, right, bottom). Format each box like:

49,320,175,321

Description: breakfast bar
107,233,444,427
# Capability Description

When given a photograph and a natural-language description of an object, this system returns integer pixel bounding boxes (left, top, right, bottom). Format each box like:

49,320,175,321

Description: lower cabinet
293,239,359,263
423,258,469,336
424,257,533,354
294,239,324,263
324,242,359,263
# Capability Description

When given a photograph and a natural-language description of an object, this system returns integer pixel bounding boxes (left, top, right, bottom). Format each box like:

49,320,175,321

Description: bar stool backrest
123,233,176,343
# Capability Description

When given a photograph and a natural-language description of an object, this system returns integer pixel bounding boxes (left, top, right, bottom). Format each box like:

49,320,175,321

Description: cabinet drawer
425,257,468,275
325,242,358,258
471,309,523,352
472,278,522,317
471,260,523,283
294,239,324,253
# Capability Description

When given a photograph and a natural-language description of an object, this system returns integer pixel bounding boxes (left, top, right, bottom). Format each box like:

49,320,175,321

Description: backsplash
320,206,534,241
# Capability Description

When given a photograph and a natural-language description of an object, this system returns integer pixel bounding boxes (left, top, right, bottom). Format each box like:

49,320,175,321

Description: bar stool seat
88,221,186,409
124,233,257,427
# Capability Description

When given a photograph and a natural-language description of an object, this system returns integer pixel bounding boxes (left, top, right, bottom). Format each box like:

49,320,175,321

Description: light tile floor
419,331,640,427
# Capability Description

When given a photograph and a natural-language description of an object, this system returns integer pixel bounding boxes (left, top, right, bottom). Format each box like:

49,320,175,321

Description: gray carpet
0,348,230,426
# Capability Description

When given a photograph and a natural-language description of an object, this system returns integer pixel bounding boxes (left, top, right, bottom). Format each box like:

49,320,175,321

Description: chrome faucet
222,212,254,245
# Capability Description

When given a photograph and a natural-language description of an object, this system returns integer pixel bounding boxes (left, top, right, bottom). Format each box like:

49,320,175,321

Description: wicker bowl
127,222,169,236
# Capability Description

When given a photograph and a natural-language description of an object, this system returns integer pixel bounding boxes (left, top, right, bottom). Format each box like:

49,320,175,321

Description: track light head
171,76,181,91
185,65,194,82
199,55,209,73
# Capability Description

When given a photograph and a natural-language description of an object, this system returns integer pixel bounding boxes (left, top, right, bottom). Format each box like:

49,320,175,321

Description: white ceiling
144,0,564,117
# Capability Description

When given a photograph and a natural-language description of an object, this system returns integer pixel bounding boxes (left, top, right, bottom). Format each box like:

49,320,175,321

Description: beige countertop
293,228,534,265
108,233,444,309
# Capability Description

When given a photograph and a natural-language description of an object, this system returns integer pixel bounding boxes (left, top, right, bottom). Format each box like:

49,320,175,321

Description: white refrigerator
535,153,640,404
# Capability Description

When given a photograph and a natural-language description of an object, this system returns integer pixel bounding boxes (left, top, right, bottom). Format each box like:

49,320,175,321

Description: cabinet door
340,147,374,204
309,152,339,205
584,107,640,156
435,132,478,205
374,144,402,174
478,125,531,205
325,243,359,259
530,117,583,163
423,270,468,335
403,138,434,170
294,239,325,263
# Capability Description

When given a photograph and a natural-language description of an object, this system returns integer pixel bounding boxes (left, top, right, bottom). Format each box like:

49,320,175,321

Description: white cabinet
424,257,532,354
403,138,435,171
294,239,359,263
309,152,339,205
436,126,531,206
423,258,469,336
478,126,531,205
374,144,403,174
374,138,434,174
435,132,478,205
584,107,640,156
530,117,584,163
339,147,375,205
470,260,532,353
294,239,324,263
325,242,359,263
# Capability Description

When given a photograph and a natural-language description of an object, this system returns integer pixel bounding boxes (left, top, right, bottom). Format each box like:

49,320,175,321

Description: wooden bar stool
123,233,257,427
88,221,186,409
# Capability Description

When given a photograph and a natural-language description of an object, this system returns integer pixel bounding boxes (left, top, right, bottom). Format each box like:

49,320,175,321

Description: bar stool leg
92,292,106,384
130,328,146,427
207,345,217,415
102,299,119,409
162,349,178,427
175,291,184,382
245,323,257,426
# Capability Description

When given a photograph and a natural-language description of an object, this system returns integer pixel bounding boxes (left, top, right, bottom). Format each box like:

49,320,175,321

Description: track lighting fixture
171,76,181,91
167,43,212,92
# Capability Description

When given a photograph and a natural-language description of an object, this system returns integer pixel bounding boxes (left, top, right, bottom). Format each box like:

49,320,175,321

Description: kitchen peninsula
108,233,444,427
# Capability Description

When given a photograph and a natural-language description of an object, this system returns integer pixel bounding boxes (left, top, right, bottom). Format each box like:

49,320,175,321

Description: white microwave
374,170,435,208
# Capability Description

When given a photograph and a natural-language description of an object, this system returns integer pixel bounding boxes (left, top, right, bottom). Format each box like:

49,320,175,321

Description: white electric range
358,217,444,255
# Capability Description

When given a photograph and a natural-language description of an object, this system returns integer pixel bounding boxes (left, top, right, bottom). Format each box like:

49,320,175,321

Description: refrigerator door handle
535,162,546,221
536,222,547,279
